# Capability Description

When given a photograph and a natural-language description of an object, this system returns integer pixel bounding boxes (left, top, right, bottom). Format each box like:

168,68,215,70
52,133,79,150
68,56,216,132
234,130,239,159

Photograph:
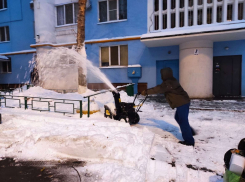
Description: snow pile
0,112,154,181
1,86,244,181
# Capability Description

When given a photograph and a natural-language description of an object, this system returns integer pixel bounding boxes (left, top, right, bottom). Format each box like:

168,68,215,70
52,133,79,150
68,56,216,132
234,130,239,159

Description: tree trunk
77,0,87,90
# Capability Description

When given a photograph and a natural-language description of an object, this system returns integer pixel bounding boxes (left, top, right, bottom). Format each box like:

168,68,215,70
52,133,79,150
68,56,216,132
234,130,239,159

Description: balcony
142,0,245,47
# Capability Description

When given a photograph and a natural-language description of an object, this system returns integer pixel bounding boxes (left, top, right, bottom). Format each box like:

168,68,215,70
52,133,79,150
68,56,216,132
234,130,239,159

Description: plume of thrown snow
35,47,115,91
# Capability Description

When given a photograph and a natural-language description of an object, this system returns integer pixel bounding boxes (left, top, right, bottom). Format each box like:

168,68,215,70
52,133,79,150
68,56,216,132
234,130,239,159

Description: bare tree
77,0,87,90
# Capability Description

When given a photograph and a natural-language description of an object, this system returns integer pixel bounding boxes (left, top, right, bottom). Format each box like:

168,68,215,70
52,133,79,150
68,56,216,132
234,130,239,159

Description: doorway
213,56,242,98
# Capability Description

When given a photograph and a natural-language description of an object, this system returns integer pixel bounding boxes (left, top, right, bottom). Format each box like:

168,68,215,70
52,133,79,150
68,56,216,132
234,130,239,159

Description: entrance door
156,60,179,85
213,56,242,97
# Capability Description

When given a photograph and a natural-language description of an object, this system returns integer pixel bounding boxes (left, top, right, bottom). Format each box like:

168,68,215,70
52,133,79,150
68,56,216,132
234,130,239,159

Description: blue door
156,60,179,85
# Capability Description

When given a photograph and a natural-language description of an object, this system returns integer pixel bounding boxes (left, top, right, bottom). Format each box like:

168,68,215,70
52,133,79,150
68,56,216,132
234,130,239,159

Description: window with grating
163,0,167,10
171,13,176,28
155,0,159,11
180,12,184,27
238,3,244,20
171,0,175,9
217,6,222,23
155,15,159,30
207,8,212,24
227,4,232,21
198,9,202,25
163,14,167,29
180,0,184,8
188,11,193,26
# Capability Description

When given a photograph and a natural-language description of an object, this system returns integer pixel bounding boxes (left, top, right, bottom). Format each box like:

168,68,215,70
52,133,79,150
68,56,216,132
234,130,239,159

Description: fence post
87,97,90,118
80,101,83,118
24,97,27,110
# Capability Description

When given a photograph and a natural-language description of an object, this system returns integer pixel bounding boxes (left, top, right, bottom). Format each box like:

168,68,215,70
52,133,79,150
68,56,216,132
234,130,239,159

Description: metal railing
0,83,135,119
0,95,83,118
84,90,109,118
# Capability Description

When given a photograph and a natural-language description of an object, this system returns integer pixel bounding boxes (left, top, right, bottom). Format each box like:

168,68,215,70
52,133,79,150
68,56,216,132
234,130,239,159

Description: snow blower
104,91,148,125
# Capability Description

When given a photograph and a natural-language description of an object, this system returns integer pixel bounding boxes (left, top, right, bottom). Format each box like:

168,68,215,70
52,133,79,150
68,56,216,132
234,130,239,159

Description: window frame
55,3,78,27
98,0,127,24
0,57,12,74
0,26,10,43
100,45,128,67
0,0,7,10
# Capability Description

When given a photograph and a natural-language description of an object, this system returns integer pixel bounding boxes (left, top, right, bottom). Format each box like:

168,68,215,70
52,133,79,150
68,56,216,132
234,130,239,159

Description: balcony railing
150,0,245,32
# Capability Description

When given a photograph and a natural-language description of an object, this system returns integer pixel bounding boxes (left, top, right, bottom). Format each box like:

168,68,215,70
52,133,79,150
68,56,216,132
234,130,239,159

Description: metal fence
0,84,135,119
0,95,83,118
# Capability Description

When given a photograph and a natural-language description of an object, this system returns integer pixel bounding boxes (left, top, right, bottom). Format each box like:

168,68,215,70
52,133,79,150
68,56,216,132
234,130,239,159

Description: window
101,45,128,67
163,14,167,29
180,0,184,8
188,11,193,26
207,8,212,24
163,0,167,11
154,15,159,30
217,6,222,23
0,0,7,10
238,3,244,20
227,4,232,21
0,26,10,42
99,0,127,22
154,0,159,11
171,13,175,28
180,12,184,27
171,0,175,10
198,9,202,25
0,58,11,73
56,3,78,26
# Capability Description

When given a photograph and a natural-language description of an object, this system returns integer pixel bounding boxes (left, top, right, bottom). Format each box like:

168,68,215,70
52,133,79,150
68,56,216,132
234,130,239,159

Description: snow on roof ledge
128,64,141,67
0,55,9,60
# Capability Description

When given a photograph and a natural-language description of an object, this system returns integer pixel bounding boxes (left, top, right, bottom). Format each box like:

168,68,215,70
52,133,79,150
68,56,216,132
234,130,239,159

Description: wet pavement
0,158,86,182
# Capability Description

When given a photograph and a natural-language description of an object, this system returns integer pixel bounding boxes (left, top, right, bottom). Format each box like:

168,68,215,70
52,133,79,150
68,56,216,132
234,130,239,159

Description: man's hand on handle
141,90,147,96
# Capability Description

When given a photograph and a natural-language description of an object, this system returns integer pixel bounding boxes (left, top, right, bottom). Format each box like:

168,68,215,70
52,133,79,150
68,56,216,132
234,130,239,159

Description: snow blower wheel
104,91,147,125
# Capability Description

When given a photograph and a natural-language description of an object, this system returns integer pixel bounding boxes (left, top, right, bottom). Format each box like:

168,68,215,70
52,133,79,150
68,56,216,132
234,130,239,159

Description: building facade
85,0,245,98
0,0,36,89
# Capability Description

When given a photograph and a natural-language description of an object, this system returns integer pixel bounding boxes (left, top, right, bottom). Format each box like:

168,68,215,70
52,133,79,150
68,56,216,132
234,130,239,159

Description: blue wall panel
0,0,35,84
0,54,33,84
86,40,179,88
85,0,147,40
156,60,179,85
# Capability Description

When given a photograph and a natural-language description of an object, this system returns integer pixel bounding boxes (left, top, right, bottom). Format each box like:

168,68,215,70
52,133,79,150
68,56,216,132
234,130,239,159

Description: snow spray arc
31,47,115,91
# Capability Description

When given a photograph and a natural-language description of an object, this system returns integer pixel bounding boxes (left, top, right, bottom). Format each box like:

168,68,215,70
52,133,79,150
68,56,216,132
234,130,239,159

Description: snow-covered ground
0,87,244,182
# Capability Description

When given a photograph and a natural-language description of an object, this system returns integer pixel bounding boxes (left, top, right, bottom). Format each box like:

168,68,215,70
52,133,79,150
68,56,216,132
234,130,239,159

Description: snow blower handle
133,93,148,113
133,92,140,103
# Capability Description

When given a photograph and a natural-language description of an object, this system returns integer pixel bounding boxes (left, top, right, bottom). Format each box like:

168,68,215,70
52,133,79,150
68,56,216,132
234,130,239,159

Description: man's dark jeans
175,103,195,145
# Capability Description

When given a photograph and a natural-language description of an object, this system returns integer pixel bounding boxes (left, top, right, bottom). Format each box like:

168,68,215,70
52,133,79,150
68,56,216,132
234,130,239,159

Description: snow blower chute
104,91,147,125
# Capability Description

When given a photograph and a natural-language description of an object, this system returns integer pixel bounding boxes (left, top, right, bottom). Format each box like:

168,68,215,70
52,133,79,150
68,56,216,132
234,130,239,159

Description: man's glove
141,90,147,96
